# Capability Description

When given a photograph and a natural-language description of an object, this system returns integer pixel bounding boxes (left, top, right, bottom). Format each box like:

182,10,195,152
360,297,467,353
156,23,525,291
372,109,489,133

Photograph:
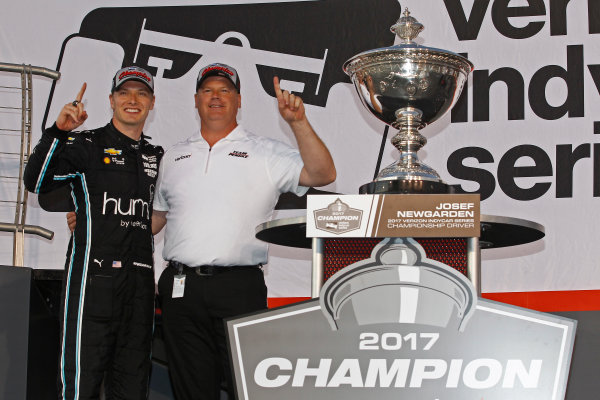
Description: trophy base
359,179,454,194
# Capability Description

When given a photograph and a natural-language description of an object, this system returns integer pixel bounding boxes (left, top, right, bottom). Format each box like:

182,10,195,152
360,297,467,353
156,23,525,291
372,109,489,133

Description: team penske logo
104,148,122,155
228,150,249,158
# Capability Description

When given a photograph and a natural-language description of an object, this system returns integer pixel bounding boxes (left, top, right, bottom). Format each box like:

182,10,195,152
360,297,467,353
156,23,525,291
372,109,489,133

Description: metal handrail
0,62,59,266
0,62,60,80
0,222,54,240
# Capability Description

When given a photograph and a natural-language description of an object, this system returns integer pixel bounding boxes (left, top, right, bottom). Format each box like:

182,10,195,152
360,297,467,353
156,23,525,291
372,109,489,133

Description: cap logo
118,70,152,83
196,63,240,92
202,65,235,77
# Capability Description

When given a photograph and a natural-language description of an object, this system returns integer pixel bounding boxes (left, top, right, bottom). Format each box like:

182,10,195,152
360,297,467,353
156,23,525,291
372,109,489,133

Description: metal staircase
0,62,57,266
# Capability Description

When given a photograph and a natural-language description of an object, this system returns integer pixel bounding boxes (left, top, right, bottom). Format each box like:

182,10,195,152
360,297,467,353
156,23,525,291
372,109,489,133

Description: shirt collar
191,125,247,145
106,122,145,148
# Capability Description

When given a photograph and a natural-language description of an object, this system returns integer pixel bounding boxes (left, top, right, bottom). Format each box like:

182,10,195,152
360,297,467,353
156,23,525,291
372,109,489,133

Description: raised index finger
75,82,87,103
273,76,283,99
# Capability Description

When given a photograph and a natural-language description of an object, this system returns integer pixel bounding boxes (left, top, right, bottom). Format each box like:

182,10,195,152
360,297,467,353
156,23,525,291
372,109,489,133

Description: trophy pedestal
255,213,544,296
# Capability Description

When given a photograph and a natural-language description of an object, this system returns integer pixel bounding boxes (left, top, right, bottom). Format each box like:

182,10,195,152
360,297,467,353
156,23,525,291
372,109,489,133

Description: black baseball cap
196,63,240,92
111,66,154,93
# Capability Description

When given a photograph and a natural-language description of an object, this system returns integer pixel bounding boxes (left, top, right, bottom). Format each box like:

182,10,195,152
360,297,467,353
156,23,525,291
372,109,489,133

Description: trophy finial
390,7,424,44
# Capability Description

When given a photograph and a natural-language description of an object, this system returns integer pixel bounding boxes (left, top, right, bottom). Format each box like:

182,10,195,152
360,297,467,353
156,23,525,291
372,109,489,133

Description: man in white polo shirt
152,63,336,400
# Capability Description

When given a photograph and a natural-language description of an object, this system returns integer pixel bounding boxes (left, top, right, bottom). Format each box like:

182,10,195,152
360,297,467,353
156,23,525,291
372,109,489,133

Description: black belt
168,261,261,276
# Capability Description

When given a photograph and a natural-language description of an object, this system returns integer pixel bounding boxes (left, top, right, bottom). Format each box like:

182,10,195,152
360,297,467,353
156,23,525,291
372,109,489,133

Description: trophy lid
343,8,473,76
392,7,424,44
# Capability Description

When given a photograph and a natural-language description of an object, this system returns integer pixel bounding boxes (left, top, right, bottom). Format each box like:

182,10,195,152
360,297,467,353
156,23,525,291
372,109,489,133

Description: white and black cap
111,66,154,93
196,63,240,92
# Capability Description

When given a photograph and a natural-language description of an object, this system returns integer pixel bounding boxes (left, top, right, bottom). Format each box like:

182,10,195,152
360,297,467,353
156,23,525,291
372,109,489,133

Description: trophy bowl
343,8,473,193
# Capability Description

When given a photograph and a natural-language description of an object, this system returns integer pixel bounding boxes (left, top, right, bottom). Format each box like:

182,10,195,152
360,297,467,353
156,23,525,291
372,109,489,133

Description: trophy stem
380,106,440,182
360,106,452,194
391,107,427,154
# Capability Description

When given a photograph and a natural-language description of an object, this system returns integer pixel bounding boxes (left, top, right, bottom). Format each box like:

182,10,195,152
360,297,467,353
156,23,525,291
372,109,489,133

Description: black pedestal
359,179,455,194
0,265,60,400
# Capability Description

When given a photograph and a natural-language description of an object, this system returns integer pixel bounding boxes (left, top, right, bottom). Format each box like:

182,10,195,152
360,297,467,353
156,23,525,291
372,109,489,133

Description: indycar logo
46,0,398,113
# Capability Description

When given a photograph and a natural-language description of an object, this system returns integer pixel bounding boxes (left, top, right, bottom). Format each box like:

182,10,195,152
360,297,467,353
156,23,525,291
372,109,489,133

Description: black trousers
59,260,155,400
158,265,267,400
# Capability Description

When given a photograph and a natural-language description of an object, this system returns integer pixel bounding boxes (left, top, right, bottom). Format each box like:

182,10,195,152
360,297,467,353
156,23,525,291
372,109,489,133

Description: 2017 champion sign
313,198,363,234
226,238,575,400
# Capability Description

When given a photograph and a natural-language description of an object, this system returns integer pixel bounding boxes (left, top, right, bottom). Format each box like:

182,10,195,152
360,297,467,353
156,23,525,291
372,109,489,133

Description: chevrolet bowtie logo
104,148,122,155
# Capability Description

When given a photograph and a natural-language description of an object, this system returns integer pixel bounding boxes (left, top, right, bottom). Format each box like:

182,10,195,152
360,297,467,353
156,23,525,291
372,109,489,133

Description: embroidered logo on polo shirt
228,151,249,158
175,154,191,162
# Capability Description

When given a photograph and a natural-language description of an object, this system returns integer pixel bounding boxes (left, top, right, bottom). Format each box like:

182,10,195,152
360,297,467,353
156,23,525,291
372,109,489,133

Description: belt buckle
170,261,184,275
195,265,214,276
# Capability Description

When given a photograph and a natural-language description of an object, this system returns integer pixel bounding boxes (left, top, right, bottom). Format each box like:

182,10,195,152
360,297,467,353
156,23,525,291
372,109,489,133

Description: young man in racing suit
24,66,163,400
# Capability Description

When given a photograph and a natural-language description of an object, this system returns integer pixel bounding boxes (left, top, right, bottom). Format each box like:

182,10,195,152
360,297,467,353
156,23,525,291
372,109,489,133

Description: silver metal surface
311,238,324,298
255,215,307,233
343,8,473,184
0,62,60,80
481,214,545,232
13,66,32,267
0,222,54,240
466,237,481,296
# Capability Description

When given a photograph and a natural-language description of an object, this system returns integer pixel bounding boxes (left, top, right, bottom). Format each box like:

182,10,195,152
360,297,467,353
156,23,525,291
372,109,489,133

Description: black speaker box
0,265,61,400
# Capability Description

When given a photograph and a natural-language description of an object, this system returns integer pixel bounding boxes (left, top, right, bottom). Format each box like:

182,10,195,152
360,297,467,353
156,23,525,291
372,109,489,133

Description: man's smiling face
195,75,241,126
109,80,155,131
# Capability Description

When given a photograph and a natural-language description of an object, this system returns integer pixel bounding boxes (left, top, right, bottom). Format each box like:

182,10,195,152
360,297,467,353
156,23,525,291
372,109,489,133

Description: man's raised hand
56,83,88,131
274,76,306,124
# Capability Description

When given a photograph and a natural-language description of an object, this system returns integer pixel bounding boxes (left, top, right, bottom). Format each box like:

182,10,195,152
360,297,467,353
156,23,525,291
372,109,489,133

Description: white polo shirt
154,125,307,266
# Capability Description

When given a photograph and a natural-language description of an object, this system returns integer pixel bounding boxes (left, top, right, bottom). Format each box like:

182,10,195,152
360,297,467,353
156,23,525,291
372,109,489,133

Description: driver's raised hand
56,83,89,131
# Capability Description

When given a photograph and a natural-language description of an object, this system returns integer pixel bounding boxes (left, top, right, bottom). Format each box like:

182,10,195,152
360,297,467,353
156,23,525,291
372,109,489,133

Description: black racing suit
24,122,163,400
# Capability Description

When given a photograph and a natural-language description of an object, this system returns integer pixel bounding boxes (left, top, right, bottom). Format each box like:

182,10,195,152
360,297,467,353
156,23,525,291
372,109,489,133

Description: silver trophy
344,7,473,194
